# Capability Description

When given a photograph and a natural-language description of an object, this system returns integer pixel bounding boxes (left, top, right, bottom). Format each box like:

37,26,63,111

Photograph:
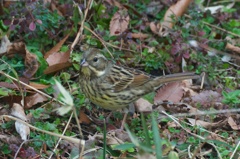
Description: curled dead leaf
187,118,227,129
11,103,30,140
7,42,39,78
23,50,39,78
24,93,48,109
44,33,70,59
228,116,240,130
0,35,11,54
110,9,130,36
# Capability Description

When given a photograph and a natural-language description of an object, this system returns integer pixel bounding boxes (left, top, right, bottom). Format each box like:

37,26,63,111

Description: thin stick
48,112,74,159
0,71,64,105
71,0,93,51
1,115,85,145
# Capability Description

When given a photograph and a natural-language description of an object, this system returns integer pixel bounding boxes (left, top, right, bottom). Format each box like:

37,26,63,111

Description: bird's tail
153,72,202,89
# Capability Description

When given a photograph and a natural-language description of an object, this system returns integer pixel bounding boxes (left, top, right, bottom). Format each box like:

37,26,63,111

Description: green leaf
141,113,151,146
151,114,162,159
113,143,135,151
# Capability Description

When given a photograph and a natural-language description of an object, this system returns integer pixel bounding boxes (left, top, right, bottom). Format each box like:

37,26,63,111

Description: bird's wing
107,65,153,92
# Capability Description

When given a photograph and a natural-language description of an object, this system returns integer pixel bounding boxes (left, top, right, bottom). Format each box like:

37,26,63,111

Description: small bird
79,48,201,111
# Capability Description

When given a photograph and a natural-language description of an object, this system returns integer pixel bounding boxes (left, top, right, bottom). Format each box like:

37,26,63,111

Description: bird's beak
80,58,88,66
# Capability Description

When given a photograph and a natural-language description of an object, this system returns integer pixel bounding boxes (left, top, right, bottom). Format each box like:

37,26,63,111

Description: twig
184,14,240,38
0,71,64,105
14,139,42,159
161,111,205,140
158,108,240,119
1,115,85,145
202,21,240,38
48,112,73,159
83,25,114,58
162,111,223,159
71,0,93,51
230,140,240,159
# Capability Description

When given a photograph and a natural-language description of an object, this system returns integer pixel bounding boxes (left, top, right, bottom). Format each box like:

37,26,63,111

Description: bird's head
80,49,109,79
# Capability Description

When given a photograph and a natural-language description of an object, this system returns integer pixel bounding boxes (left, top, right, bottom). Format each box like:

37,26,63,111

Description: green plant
222,90,240,105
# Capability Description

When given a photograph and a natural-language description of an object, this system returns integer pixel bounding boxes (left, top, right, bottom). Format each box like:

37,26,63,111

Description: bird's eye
93,57,98,62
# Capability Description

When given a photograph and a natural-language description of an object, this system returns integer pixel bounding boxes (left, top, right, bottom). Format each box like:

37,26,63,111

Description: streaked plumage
79,48,200,110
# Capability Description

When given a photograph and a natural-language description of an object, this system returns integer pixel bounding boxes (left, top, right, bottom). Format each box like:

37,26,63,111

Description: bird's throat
81,67,91,78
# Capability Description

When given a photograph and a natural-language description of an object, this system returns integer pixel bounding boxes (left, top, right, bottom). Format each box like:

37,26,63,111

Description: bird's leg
106,112,113,124
120,103,135,130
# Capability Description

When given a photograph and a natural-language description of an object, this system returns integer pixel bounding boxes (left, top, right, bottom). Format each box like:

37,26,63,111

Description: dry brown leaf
7,42,39,78
24,93,48,109
150,22,163,36
191,90,222,106
228,116,240,130
187,118,227,129
46,51,71,66
225,43,240,54
131,33,149,39
134,98,152,112
49,0,63,16
0,134,22,144
151,0,192,37
79,110,91,124
23,50,39,78
154,82,185,103
0,35,11,54
160,102,202,114
7,42,26,56
110,9,130,36
44,49,72,74
44,61,72,74
44,32,70,59
29,82,50,89
11,103,30,140
162,0,192,29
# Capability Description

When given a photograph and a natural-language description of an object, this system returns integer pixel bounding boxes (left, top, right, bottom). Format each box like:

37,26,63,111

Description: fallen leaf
159,102,203,114
110,9,130,36
0,134,22,144
225,43,240,54
29,82,50,89
162,0,192,29
79,110,91,124
44,32,70,59
23,50,39,78
46,51,71,66
24,93,48,109
191,90,222,107
0,35,11,54
228,116,240,130
187,118,227,129
11,103,30,140
44,49,72,74
7,41,26,56
7,42,39,78
131,33,149,39
154,82,185,103
44,61,72,74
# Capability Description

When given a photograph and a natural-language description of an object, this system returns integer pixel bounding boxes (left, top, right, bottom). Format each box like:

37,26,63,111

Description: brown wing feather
106,65,153,92
126,67,153,87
